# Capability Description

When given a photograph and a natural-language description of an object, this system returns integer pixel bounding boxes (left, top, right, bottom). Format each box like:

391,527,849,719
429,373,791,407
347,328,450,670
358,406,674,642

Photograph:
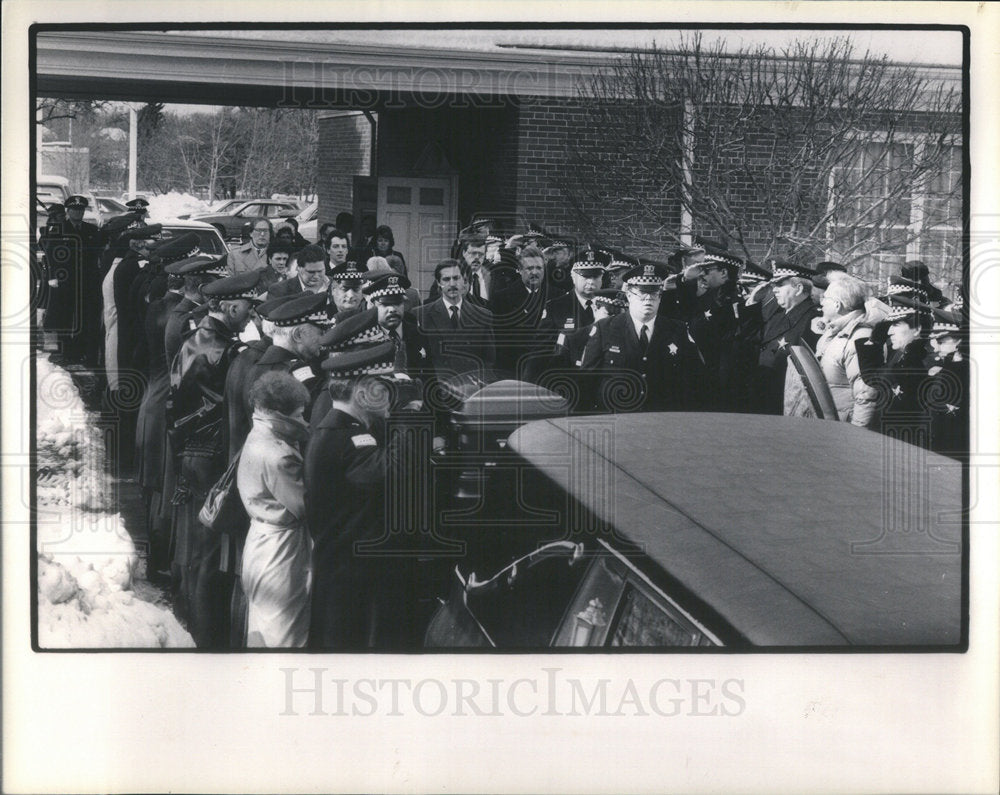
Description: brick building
35,29,963,296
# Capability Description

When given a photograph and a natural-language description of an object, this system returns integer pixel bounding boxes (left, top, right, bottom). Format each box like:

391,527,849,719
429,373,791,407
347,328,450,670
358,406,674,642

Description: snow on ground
36,355,193,648
145,191,212,222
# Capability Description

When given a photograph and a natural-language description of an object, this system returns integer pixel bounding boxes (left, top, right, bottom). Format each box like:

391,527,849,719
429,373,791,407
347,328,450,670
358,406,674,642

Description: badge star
777,337,788,350
892,385,903,397
945,404,958,414
704,309,712,319
668,343,678,356
419,347,427,358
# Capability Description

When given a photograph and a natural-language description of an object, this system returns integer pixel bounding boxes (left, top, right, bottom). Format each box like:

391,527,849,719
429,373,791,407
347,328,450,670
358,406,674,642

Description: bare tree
564,34,962,283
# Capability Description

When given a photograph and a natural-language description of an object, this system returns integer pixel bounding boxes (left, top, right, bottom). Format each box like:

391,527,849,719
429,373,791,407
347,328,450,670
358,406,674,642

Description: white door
377,176,458,297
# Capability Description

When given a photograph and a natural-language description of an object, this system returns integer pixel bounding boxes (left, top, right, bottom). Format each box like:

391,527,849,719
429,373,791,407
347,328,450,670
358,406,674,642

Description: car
424,412,963,649
153,218,229,255
35,175,71,236
94,195,129,220
190,199,303,240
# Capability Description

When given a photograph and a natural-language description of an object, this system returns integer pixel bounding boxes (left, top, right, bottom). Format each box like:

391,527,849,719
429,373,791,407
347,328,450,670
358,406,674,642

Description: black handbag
198,451,248,534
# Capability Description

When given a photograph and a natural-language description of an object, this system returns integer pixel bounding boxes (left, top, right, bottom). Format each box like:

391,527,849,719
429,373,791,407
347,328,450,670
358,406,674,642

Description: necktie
583,299,594,327
389,328,405,369
450,305,460,329
471,275,481,299
639,324,649,354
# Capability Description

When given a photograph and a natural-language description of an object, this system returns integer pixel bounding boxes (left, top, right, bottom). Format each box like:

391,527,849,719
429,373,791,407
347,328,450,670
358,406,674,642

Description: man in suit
579,263,704,413
746,261,819,415
266,244,329,299
490,244,550,377
428,236,492,305
413,258,496,382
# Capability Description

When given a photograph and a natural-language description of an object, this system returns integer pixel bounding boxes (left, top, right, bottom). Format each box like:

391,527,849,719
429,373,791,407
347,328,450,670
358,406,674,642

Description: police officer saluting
167,269,263,648
579,262,703,412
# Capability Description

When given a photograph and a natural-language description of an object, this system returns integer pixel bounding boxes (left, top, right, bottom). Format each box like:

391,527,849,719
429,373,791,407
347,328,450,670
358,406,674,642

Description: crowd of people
36,195,969,649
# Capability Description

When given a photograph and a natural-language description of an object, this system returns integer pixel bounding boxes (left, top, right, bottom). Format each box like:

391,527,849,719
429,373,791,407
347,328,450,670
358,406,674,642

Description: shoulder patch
351,433,377,448
291,365,314,383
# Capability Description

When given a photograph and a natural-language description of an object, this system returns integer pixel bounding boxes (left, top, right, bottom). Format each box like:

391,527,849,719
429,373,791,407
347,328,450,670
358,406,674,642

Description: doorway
376,175,458,297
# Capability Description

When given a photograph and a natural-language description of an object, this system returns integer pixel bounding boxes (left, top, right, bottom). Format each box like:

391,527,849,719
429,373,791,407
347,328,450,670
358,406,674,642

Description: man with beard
167,270,263,648
579,263,704,413
325,260,367,322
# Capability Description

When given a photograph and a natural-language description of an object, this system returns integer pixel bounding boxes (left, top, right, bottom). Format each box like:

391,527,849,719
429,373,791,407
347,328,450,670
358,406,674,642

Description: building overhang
35,31,611,107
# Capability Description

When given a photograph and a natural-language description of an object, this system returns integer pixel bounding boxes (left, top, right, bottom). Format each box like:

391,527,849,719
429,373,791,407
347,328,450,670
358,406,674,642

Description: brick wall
317,112,371,228
515,97,683,259
377,104,519,229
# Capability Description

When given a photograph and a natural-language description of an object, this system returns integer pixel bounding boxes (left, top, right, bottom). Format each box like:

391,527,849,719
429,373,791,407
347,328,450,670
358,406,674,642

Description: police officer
925,307,968,460
746,261,819,415
48,195,102,364
326,260,368,322
579,263,704,413
167,270,263,648
540,249,606,347
304,341,422,649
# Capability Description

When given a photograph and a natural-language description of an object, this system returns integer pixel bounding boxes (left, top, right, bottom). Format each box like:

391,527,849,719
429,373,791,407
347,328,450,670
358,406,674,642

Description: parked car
94,195,129,220
190,199,303,240
154,218,229,255
35,175,71,236
425,412,963,649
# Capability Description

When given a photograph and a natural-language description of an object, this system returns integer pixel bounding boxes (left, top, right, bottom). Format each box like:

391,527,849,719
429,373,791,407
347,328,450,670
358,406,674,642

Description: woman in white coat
237,371,313,647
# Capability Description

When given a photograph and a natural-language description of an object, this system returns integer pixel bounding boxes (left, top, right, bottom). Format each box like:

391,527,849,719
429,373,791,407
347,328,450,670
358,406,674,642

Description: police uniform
167,270,263,648
134,283,184,579
540,250,606,341
925,309,968,460
304,342,416,649
579,264,704,413
747,262,819,415
45,195,102,363
312,272,430,431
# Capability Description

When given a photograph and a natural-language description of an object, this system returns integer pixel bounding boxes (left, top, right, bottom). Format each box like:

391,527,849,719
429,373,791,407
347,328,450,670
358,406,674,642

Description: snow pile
146,191,212,222
36,355,194,648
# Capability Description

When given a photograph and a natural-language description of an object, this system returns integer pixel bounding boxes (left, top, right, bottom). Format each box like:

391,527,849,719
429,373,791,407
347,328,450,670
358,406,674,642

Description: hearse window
610,584,708,647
